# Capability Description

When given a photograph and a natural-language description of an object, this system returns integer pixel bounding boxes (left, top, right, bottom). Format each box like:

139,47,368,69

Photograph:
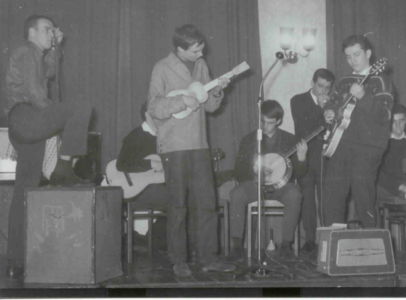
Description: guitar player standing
147,24,234,277
322,34,394,227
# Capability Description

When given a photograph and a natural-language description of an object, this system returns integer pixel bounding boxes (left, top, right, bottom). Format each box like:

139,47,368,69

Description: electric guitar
103,155,165,199
322,58,388,158
168,61,250,119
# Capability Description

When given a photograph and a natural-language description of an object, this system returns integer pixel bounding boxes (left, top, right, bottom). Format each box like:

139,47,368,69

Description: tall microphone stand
252,52,284,277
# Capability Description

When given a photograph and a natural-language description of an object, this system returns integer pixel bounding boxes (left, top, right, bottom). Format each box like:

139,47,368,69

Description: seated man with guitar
113,103,168,212
229,100,308,259
322,34,394,227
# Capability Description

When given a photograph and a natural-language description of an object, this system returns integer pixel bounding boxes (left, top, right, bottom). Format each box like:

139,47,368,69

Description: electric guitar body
322,58,388,158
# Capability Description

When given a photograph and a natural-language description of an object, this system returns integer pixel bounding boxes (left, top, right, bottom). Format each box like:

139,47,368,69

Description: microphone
275,52,284,60
51,30,57,49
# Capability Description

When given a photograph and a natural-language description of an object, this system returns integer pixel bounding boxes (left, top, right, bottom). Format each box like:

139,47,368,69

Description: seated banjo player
229,100,308,260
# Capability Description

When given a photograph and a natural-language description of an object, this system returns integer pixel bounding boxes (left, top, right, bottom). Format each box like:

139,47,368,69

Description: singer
4,14,93,280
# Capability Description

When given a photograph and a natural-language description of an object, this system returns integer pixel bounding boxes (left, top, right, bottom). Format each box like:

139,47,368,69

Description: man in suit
290,68,335,254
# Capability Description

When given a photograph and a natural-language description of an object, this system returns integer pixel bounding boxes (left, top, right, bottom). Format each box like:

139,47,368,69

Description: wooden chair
246,199,300,259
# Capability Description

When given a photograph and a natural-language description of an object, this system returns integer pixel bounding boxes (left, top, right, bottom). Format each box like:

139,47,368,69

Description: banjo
258,126,325,191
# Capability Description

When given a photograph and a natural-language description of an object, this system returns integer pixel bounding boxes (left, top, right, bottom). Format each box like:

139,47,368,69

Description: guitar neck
204,70,236,92
284,126,325,158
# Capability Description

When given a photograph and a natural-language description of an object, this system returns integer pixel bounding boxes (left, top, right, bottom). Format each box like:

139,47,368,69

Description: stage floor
1,246,404,291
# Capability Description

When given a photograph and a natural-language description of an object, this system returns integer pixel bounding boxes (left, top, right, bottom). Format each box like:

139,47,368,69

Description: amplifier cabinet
317,228,395,276
24,186,123,284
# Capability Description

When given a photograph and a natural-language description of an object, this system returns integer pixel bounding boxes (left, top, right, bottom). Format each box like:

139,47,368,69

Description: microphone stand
252,52,284,278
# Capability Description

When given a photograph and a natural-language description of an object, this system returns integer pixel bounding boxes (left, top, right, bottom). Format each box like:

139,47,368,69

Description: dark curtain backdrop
0,0,262,170
326,0,406,105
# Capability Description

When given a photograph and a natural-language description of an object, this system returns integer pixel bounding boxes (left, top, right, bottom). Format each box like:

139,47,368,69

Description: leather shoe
202,261,236,273
301,241,317,253
49,159,93,186
6,265,24,280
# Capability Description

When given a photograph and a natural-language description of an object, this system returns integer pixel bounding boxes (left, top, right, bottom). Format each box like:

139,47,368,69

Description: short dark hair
24,14,55,39
312,68,335,84
342,34,374,63
393,104,406,116
172,24,205,50
261,100,284,121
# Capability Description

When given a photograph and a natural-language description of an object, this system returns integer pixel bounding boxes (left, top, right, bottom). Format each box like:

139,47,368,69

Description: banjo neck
283,125,325,158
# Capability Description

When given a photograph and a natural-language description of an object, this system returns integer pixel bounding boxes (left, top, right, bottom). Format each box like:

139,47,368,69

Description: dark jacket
324,74,394,150
116,126,156,173
290,90,326,166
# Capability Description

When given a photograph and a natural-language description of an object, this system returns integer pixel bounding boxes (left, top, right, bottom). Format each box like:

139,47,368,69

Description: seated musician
116,103,169,226
229,100,307,259
377,104,406,203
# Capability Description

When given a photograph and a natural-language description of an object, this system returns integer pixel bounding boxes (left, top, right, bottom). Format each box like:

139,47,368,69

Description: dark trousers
229,181,302,244
161,149,218,265
298,154,322,243
127,183,168,211
322,142,384,227
7,101,92,267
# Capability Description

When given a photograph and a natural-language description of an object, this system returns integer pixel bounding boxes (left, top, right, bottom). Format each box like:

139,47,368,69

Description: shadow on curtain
0,0,262,170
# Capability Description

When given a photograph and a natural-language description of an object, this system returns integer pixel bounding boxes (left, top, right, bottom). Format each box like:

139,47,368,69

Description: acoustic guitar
322,58,388,158
103,155,165,199
168,61,250,119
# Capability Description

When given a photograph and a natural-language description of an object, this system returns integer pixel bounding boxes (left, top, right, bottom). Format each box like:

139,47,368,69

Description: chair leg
247,207,252,260
147,211,153,256
294,225,300,256
127,202,133,265
223,202,230,256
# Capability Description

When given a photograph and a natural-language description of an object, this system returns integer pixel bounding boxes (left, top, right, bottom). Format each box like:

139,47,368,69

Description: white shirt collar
391,132,406,140
353,66,371,76
142,121,156,136
310,89,319,106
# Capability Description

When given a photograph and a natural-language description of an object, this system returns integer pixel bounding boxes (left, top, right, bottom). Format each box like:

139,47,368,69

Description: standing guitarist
322,34,394,227
147,24,234,277
290,68,335,254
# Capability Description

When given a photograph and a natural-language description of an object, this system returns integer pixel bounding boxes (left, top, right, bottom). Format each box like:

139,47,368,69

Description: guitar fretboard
284,126,325,158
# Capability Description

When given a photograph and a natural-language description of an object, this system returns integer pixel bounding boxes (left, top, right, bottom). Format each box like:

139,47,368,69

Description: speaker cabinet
24,186,123,284
317,228,395,276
